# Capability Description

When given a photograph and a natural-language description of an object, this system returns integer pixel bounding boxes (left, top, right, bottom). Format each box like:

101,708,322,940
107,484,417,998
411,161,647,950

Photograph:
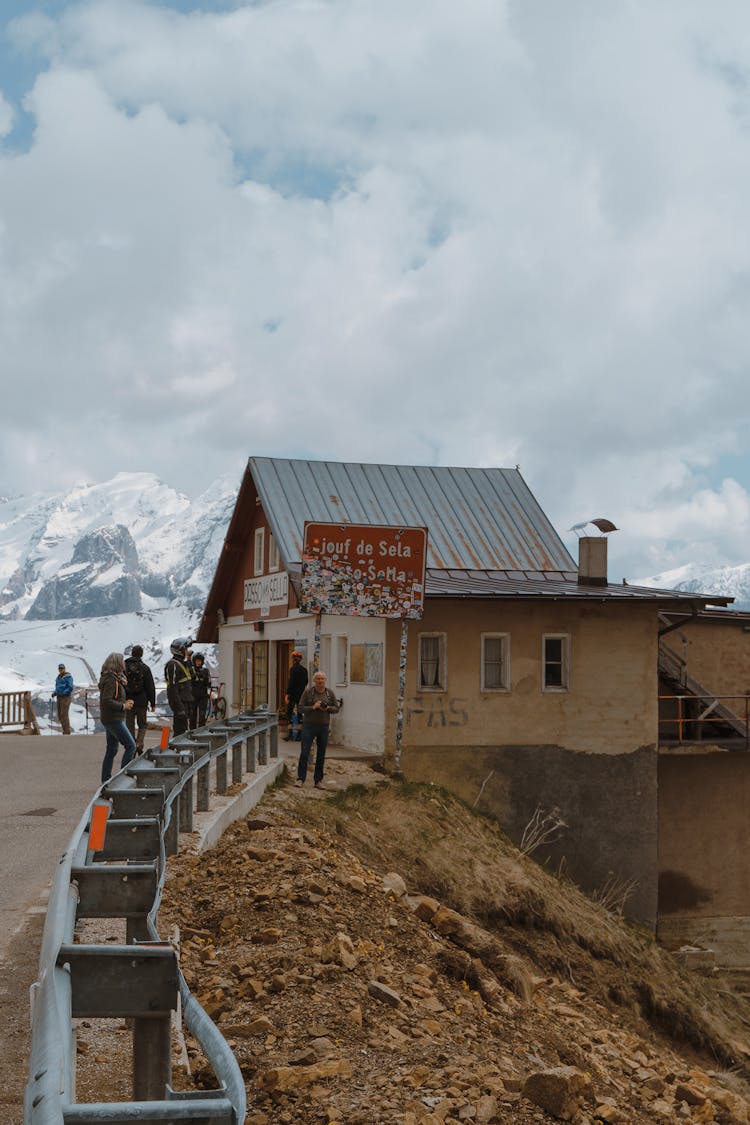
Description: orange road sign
300,522,427,619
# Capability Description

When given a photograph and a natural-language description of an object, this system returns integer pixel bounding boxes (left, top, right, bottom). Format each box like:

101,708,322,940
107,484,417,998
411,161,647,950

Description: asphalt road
0,729,162,1123
0,732,113,943
0,732,103,1121
0,728,169,939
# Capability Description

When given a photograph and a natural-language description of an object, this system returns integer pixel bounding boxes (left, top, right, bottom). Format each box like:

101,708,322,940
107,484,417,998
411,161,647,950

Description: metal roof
249,457,575,572
424,569,733,605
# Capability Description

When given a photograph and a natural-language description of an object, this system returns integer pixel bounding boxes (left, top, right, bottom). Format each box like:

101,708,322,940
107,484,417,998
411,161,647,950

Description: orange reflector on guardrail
160,725,170,749
88,800,111,852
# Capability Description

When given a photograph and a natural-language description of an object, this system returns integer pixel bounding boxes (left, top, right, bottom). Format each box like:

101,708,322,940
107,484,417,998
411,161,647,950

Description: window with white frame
334,635,348,686
268,534,280,572
253,527,265,576
542,634,570,691
418,632,447,692
481,633,510,691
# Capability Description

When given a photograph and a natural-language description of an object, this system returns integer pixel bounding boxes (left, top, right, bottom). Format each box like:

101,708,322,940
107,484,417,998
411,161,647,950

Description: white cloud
2,0,750,575
0,92,13,137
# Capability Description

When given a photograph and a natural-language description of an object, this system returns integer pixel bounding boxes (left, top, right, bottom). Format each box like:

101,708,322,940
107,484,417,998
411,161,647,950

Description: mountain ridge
0,470,237,621
635,561,750,611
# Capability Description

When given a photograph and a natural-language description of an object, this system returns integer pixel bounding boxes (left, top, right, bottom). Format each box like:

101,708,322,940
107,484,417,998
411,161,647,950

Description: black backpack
126,659,145,696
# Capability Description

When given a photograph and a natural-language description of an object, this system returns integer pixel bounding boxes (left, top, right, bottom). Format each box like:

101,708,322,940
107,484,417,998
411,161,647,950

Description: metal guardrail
659,694,750,748
24,711,281,1124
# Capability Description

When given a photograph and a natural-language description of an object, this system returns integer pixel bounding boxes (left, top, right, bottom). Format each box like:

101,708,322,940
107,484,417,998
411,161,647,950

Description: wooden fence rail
0,691,40,734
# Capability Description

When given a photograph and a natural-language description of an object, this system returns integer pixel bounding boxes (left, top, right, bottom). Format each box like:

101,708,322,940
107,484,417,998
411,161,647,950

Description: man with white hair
295,670,340,789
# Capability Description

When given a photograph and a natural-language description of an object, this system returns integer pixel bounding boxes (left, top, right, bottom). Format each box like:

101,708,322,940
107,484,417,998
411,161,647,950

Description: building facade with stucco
198,456,735,931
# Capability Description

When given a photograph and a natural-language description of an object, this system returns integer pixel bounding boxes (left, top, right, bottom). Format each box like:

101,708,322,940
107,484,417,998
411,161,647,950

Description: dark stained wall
402,743,659,927
659,750,750,917
657,750,750,966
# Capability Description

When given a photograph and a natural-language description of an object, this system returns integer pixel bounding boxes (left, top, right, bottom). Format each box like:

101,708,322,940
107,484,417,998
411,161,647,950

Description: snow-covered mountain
636,562,750,611
0,471,236,620
0,472,238,731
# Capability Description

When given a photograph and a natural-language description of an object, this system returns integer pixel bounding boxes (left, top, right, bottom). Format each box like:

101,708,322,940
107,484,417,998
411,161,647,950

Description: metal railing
658,694,750,749
0,690,40,734
24,711,281,1124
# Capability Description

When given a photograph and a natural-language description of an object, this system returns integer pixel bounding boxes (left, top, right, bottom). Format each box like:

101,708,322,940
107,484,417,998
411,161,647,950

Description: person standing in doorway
295,670,339,788
125,644,156,755
52,663,74,734
285,650,308,741
99,652,137,782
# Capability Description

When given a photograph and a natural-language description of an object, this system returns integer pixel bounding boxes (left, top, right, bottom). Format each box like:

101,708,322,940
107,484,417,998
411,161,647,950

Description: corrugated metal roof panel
423,569,732,604
249,458,575,572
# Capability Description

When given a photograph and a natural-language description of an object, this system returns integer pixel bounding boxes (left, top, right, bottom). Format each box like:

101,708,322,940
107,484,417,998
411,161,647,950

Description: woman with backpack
99,652,137,782
125,644,156,755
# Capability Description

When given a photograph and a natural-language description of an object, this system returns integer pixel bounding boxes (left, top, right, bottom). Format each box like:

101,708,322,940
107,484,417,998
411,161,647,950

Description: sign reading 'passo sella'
300,522,427,619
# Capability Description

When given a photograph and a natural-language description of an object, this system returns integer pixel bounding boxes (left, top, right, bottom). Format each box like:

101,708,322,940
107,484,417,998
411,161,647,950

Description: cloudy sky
2,0,750,578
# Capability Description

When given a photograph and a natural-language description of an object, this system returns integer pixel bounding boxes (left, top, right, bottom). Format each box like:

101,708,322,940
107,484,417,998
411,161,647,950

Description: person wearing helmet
191,652,211,729
285,649,308,741
164,637,194,736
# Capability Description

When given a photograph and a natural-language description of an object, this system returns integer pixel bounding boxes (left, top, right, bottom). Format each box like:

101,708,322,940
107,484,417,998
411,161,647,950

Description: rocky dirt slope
150,761,750,1124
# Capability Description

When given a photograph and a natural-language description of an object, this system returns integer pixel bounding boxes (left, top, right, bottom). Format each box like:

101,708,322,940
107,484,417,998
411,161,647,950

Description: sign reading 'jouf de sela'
300,522,428,619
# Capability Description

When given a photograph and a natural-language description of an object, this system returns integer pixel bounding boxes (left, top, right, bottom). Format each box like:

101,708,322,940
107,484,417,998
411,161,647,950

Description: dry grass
298,776,750,1080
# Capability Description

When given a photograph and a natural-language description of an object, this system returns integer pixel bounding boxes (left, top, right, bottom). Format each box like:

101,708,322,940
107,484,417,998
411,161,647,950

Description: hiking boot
294,779,304,787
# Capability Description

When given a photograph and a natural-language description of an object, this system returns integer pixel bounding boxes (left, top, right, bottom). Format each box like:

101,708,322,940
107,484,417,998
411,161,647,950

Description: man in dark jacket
285,650,308,741
191,652,211,728
125,644,156,755
164,637,194,736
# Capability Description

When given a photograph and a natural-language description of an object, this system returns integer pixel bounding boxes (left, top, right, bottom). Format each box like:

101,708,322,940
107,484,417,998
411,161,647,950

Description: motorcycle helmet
193,652,205,666
170,636,192,657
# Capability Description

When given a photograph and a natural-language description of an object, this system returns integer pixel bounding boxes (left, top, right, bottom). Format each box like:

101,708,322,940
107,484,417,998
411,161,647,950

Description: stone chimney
577,536,608,586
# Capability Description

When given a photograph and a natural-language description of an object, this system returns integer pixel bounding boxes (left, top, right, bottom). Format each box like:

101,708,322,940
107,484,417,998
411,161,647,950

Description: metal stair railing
24,710,281,1125
659,644,749,742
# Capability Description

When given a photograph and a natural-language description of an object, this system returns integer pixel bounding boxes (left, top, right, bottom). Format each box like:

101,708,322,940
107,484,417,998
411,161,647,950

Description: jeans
297,723,329,784
286,700,301,740
101,720,137,783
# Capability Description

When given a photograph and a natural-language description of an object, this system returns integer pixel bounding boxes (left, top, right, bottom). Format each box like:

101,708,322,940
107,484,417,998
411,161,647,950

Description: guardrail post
165,805,179,856
179,776,193,833
232,741,242,784
197,762,210,811
270,723,278,759
133,1016,172,1101
259,729,268,766
216,750,228,795
126,916,150,944
246,734,257,772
